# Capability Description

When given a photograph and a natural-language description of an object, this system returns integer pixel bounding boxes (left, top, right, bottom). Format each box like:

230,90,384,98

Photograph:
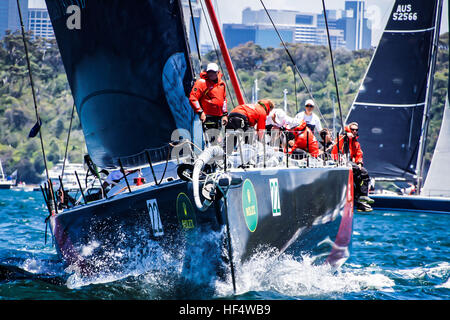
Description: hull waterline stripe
353,102,426,108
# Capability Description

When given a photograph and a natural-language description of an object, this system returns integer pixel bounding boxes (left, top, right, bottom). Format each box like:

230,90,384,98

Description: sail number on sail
392,4,418,21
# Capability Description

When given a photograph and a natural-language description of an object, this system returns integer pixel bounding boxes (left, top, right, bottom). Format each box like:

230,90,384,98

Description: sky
31,0,448,47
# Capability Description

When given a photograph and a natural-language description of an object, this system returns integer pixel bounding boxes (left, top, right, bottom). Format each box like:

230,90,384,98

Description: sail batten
45,0,194,168
353,102,426,108
346,0,439,181
384,27,435,33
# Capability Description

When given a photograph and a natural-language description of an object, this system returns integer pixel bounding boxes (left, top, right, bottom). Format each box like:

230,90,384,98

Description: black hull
370,194,450,214
50,167,354,283
0,183,12,190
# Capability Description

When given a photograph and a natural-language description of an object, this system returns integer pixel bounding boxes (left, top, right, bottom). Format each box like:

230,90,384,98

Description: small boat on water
346,0,450,214
39,0,354,288
0,160,15,190
11,182,38,192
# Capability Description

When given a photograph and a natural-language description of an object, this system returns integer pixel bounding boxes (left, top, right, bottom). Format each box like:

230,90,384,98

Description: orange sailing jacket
189,71,227,117
229,101,270,132
288,121,320,157
331,126,364,164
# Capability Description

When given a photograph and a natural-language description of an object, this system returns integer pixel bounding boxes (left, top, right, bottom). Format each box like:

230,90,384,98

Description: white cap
305,99,315,107
206,63,219,72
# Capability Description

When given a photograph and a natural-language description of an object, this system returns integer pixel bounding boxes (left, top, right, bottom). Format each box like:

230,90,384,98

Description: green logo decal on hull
176,193,196,230
242,179,258,232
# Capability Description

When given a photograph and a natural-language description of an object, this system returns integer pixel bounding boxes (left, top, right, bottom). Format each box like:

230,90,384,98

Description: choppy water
0,189,448,300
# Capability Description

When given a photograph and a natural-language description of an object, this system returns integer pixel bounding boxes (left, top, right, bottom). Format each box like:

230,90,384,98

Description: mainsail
45,0,194,168
421,97,450,197
346,0,440,181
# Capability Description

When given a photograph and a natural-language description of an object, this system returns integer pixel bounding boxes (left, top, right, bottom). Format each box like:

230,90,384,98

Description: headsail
45,0,194,168
346,0,440,181
421,97,450,197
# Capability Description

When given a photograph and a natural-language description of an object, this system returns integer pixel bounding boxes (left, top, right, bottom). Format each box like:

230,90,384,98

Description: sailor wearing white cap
206,62,219,72
294,99,322,133
189,62,228,129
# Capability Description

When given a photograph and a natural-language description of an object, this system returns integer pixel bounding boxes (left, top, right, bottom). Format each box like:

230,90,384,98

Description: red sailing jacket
189,71,227,117
229,101,270,131
331,126,364,164
288,121,320,157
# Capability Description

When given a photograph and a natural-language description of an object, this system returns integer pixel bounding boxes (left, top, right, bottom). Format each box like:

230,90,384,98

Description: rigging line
258,0,328,128
199,0,237,108
211,2,250,103
293,69,298,113
321,0,345,135
16,0,49,180
233,67,250,104
188,0,202,70
212,0,250,104
61,103,76,178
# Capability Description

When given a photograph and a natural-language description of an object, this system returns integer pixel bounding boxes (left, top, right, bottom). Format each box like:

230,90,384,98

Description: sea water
0,189,448,300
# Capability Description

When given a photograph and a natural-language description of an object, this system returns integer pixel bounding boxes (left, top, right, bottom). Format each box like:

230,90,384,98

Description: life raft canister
134,177,146,186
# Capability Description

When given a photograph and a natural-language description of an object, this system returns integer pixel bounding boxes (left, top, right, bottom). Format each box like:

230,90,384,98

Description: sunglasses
350,128,358,132
305,105,314,108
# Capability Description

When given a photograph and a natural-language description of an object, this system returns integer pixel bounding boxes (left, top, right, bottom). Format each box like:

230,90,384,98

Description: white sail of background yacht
422,97,450,197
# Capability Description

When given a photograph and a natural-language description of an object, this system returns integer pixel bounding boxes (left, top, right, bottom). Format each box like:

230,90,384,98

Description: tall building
316,10,345,48
223,23,294,49
225,8,305,49
343,0,371,50
293,13,318,44
28,7,54,40
0,0,28,39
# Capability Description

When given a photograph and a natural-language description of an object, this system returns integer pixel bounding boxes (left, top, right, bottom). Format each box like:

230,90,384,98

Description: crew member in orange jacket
189,63,228,130
332,122,373,212
287,120,320,157
226,99,274,140
331,124,363,163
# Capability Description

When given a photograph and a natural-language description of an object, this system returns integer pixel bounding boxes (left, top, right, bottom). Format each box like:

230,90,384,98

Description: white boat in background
41,159,94,192
0,159,15,190
11,182,36,192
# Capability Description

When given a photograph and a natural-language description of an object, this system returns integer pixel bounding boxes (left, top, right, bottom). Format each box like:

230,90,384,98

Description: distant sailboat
0,159,15,190
346,0,450,213
422,97,450,197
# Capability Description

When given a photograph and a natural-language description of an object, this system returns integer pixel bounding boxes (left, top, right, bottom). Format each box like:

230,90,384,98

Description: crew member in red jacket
287,120,320,157
189,63,228,130
226,99,274,140
331,124,363,163
332,122,373,212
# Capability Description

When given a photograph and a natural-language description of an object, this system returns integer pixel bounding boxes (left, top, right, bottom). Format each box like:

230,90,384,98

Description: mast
283,89,288,112
0,159,4,180
203,0,246,105
416,0,443,192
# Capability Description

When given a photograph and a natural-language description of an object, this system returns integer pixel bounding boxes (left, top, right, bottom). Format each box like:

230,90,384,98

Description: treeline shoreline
0,31,448,183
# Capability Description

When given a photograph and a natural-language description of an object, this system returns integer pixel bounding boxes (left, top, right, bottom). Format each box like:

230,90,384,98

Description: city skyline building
223,23,294,49
0,0,28,39
344,0,372,50
223,1,372,51
28,7,54,40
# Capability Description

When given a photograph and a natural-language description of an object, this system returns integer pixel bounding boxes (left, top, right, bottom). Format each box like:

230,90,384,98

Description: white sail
422,97,450,197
